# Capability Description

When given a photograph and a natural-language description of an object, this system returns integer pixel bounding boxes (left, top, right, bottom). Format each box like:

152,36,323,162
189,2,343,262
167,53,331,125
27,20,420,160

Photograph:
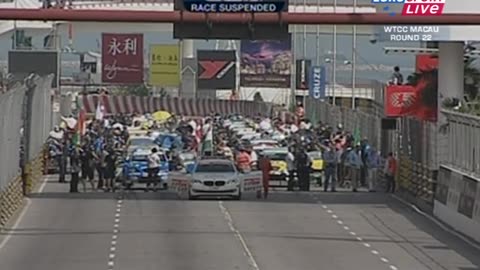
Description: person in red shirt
236,148,251,173
258,153,273,199
385,152,397,193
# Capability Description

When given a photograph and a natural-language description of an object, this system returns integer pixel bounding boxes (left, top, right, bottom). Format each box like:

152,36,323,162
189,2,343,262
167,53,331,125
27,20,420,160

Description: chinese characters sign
102,33,143,84
149,44,180,86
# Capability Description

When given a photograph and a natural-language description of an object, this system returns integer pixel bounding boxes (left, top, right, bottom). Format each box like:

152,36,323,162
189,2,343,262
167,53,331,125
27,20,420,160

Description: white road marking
0,175,51,251
219,201,260,270
318,201,399,270
108,197,123,270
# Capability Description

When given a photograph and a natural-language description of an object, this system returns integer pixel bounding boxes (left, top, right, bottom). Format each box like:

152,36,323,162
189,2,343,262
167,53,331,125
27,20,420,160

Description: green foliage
113,84,150,96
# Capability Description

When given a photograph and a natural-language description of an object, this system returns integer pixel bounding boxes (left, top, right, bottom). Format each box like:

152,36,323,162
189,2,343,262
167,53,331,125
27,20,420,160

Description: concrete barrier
434,165,480,243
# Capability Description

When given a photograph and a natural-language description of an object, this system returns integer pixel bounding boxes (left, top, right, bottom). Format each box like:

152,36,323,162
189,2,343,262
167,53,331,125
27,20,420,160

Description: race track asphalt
0,176,479,270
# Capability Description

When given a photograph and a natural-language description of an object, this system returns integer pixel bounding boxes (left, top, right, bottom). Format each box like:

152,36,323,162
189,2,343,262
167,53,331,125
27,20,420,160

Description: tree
407,58,480,115
113,84,150,96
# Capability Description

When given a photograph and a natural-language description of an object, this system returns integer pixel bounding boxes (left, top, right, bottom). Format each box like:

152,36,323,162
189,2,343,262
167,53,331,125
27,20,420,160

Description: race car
262,147,290,187
120,148,169,190
308,151,325,185
178,151,196,173
126,136,157,155
251,139,278,152
188,158,242,200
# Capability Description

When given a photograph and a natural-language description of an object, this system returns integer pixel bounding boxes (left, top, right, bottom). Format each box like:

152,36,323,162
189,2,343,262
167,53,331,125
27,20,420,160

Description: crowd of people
46,109,398,196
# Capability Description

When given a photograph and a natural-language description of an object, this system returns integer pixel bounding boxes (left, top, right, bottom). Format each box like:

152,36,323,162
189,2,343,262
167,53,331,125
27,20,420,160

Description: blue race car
154,133,183,151
121,148,169,190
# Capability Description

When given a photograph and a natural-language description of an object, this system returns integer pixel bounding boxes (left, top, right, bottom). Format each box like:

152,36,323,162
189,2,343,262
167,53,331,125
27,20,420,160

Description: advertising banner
197,50,236,90
8,50,58,87
240,37,292,88
102,33,143,84
296,59,311,90
149,44,180,87
384,85,418,117
309,65,326,100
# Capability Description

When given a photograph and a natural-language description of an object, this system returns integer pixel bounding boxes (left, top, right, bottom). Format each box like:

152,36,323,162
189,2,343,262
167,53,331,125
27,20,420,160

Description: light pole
332,0,337,106
351,0,357,110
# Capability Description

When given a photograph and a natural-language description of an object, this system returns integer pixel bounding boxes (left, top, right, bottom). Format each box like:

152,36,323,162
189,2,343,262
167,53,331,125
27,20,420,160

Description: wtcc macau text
383,26,439,42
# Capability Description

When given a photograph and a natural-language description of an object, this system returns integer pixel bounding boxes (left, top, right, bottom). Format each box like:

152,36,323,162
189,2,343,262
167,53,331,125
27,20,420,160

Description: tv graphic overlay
184,0,286,13
8,50,59,87
372,0,445,16
197,50,236,90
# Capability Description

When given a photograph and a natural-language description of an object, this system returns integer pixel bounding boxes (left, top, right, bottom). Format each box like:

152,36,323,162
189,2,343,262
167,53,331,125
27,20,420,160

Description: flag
353,127,361,146
95,97,105,120
72,96,86,146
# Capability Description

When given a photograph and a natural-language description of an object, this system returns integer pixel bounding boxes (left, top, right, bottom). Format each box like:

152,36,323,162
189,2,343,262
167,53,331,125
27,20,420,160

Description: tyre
232,191,242,200
188,190,197,200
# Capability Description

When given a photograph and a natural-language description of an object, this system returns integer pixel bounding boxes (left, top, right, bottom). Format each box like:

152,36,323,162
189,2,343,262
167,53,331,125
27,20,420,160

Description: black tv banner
8,50,58,87
296,59,311,90
197,50,236,90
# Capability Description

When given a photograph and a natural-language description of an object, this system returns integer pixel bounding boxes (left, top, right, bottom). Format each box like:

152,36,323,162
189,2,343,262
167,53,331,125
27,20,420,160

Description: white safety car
188,159,242,200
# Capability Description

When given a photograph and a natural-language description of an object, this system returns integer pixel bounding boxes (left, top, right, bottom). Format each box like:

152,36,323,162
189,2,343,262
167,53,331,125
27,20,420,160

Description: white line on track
219,201,260,270
0,175,51,251
318,202,399,270
108,195,124,270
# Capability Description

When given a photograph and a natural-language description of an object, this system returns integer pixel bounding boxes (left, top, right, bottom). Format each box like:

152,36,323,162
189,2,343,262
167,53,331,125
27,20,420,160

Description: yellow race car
308,151,324,185
262,148,289,187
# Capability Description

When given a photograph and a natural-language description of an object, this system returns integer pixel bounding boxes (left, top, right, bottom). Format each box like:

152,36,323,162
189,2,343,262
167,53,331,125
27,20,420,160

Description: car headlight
227,179,239,184
192,179,202,184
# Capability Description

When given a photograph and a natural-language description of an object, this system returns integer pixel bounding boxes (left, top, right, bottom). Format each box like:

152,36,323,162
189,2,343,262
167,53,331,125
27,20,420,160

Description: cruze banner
102,33,144,84
309,65,326,99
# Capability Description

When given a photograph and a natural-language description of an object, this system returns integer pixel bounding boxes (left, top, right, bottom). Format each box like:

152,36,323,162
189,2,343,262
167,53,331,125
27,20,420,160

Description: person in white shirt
290,124,299,133
286,147,296,191
147,148,161,191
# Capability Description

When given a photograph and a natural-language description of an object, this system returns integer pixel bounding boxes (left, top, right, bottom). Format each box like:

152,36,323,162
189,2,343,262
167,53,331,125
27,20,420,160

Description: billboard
173,0,289,40
101,33,143,84
149,44,180,87
309,65,326,100
8,50,58,87
296,59,312,90
197,50,236,90
240,37,292,88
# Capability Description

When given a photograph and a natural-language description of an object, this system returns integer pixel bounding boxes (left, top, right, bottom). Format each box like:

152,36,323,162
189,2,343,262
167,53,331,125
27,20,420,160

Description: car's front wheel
188,190,197,200
232,191,242,201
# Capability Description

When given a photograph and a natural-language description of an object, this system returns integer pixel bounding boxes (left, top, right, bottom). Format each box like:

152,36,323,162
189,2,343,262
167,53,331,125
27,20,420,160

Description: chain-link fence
0,82,26,191
0,74,55,228
306,99,382,150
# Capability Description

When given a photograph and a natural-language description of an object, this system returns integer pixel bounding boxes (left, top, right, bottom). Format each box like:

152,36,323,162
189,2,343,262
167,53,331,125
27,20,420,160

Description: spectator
366,148,380,192
384,152,397,193
390,66,404,85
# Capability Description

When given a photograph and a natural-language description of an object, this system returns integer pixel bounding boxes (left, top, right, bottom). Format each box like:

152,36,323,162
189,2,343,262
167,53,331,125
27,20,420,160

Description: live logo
401,3,445,16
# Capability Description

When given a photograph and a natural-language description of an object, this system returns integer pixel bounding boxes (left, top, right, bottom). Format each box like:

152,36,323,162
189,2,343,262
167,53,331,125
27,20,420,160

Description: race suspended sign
149,44,180,87
309,65,326,99
183,0,286,13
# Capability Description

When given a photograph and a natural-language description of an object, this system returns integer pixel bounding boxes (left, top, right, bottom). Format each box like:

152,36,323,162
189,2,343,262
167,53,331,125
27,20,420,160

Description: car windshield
130,138,155,146
180,153,195,161
131,153,166,162
308,152,323,159
263,152,287,160
195,163,235,173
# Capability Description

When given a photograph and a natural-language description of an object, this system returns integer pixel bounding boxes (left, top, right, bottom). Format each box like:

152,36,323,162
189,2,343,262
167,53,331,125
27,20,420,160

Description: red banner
416,54,438,73
102,33,143,83
385,85,418,117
